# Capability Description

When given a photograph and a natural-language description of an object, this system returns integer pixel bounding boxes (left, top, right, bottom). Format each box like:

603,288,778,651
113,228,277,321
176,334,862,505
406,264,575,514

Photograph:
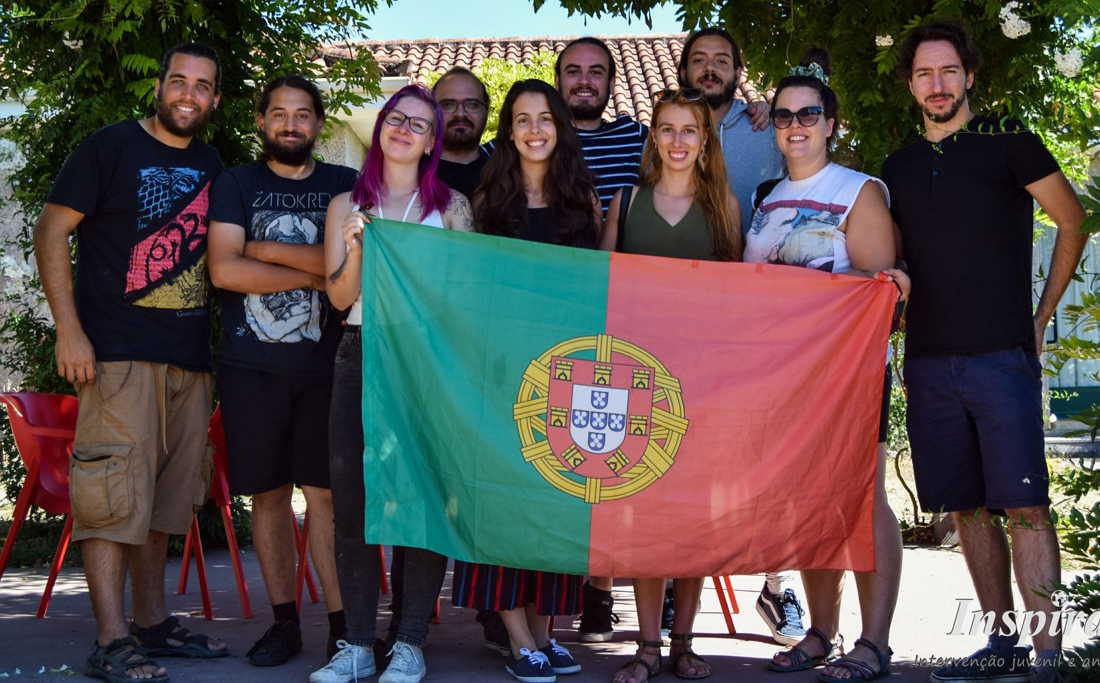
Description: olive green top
620,185,717,261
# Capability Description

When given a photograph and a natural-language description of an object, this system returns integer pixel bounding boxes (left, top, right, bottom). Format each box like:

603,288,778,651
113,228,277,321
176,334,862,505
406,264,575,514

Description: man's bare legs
301,485,341,613
251,484,297,606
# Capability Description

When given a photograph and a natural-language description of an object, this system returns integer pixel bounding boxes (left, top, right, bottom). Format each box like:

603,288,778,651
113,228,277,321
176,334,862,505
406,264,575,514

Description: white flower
875,35,894,48
999,2,1031,39
1053,48,1083,78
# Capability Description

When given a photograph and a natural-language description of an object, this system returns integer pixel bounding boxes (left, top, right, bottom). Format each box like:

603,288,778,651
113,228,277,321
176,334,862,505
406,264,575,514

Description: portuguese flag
361,219,895,578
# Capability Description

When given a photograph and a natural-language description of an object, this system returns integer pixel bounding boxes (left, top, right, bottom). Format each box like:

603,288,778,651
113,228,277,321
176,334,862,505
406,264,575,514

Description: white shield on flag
570,384,628,454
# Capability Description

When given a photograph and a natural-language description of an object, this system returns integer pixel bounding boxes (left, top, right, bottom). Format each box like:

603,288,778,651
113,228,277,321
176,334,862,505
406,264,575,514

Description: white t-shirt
744,162,889,273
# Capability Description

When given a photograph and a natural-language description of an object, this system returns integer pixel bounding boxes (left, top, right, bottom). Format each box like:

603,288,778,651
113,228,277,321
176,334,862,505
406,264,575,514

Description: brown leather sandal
612,640,663,683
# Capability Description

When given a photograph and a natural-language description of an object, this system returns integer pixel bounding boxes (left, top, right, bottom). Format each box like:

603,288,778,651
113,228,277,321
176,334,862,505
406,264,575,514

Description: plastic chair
176,405,254,619
0,392,79,618
710,575,740,634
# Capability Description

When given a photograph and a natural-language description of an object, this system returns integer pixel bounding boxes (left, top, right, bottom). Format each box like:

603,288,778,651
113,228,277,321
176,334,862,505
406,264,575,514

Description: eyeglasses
655,88,704,103
439,98,486,114
383,109,433,135
771,106,824,129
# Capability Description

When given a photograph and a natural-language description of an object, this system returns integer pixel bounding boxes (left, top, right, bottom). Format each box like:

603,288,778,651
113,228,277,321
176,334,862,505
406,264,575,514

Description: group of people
31,18,1086,683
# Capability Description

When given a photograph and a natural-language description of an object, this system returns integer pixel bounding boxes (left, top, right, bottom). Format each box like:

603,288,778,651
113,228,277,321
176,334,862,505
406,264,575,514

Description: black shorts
217,363,334,495
878,366,892,443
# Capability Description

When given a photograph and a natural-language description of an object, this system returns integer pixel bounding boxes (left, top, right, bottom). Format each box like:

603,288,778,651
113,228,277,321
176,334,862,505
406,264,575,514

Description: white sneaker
309,640,375,683
379,641,426,683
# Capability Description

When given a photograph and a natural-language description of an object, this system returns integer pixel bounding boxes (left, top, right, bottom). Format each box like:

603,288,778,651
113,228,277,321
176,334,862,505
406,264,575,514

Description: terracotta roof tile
321,34,759,125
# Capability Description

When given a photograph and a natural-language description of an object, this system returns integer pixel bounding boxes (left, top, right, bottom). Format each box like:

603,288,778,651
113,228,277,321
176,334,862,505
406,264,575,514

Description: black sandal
768,627,840,672
817,637,892,682
613,640,663,683
130,615,229,658
669,633,710,680
86,636,169,683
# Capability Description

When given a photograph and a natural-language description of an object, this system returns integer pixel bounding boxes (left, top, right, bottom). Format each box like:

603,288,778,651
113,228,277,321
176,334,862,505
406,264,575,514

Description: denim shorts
904,347,1049,513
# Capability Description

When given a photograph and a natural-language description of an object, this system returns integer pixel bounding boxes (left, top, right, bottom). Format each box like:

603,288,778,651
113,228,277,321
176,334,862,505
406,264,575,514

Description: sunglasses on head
771,105,824,129
654,88,704,103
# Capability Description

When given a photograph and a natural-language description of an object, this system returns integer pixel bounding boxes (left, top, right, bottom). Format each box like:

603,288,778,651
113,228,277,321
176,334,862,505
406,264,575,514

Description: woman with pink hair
315,84,472,683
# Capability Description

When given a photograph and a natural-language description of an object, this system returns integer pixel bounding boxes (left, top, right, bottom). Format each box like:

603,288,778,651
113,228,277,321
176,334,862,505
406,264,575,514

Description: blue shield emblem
570,384,628,454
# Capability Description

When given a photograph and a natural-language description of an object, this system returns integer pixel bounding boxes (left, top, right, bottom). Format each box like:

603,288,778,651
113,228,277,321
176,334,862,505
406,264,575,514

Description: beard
922,92,967,123
443,117,481,151
703,79,739,110
568,90,610,123
155,94,213,138
263,132,315,166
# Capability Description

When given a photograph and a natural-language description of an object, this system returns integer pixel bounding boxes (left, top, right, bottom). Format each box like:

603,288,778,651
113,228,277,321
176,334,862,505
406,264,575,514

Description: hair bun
801,47,832,76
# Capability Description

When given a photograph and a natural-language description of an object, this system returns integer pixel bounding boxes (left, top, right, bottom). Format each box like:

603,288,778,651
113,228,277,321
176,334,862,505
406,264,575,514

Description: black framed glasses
771,105,824,129
383,109,433,135
439,98,487,114
654,87,704,103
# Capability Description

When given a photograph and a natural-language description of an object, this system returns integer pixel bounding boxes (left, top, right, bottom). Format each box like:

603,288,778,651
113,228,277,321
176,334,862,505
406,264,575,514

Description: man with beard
207,75,356,671
678,27,782,234
677,27,806,649
555,37,647,216
433,67,491,199
883,22,1085,683
35,43,228,682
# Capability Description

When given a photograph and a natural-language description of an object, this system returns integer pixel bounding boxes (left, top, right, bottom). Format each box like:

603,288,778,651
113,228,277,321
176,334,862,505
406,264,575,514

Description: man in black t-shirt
883,22,1085,683
207,76,357,673
35,43,228,681
432,67,491,200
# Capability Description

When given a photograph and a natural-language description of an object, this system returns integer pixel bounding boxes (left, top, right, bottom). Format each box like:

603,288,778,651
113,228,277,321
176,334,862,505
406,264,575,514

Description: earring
697,148,707,169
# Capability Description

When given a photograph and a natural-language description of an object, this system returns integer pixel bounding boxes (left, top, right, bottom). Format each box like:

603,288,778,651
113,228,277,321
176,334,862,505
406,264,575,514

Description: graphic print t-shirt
47,120,222,371
744,162,889,273
209,161,357,376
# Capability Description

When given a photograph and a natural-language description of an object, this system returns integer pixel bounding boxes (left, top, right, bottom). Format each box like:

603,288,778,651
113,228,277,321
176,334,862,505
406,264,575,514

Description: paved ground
0,545,1090,682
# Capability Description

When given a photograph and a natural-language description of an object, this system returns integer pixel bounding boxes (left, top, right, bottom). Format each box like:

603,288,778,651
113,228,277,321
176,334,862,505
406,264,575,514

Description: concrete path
0,545,1089,682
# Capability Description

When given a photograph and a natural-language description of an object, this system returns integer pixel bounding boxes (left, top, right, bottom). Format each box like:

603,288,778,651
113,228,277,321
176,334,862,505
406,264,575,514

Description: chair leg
36,515,73,618
220,501,253,619
176,515,197,595
432,596,441,624
711,576,736,635
722,575,739,614
0,476,38,583
293,512,319,607
190,517,213,621
378,546,390,595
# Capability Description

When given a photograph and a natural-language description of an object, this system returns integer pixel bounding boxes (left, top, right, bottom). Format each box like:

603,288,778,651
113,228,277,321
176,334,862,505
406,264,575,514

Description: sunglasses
439,98,487,114
654,88,704,103
771,106,824,129
383,109,433,135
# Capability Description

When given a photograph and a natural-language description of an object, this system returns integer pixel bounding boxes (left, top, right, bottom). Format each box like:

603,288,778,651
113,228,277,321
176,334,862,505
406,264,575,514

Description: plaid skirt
451,561,582,615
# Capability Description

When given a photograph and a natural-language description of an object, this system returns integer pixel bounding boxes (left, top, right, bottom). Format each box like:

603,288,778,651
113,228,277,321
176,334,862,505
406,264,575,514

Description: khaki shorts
70,361,213,545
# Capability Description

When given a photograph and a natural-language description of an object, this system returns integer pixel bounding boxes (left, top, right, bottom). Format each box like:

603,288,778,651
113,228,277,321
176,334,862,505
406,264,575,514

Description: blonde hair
640,94,740,261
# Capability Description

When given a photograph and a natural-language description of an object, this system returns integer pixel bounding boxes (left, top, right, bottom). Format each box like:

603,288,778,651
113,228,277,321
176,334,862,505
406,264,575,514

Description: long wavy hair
474,79,599,247
351,84,450,221
640,92,739,260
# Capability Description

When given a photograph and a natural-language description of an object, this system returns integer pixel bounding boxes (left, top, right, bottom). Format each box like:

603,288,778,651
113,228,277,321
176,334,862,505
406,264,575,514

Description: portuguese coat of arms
512,334,689,503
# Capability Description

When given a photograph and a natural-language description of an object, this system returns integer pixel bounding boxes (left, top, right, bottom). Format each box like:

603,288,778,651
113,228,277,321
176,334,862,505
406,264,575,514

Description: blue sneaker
929,645,1032,683
506,648,556,683
540,639,581,675
756,585,806,646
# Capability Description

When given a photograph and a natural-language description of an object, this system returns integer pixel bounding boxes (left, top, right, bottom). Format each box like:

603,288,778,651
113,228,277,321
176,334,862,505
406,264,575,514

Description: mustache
925,93,954,102
447,117,474,128
700,72,723,84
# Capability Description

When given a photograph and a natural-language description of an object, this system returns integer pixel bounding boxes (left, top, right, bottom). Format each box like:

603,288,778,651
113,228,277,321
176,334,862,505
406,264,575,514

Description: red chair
710,575,741,634
0,392,79,618
176,405,254,619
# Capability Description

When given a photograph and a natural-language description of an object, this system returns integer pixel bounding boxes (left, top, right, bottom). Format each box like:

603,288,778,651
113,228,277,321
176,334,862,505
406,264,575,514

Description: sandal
768,627,839,673
669,633,710,680
816,637,892,682
612,640,662,683
86,636,169,683
130,615,229,658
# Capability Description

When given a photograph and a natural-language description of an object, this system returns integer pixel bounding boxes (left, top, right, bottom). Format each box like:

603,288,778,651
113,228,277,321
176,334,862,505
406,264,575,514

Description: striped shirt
578,115,648,214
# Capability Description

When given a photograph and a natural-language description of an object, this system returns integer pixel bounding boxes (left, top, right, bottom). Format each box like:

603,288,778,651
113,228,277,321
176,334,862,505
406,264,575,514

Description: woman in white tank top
314,84,471,683
749,51,909,683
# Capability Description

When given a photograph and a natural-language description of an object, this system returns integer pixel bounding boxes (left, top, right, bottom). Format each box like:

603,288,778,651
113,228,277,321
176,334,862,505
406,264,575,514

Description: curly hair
473,79,599,247
640,92,739,260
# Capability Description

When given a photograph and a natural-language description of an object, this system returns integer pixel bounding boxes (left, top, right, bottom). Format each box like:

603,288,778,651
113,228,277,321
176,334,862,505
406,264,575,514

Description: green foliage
549,0,1099,177
426,51,557,143
1,0,383,230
